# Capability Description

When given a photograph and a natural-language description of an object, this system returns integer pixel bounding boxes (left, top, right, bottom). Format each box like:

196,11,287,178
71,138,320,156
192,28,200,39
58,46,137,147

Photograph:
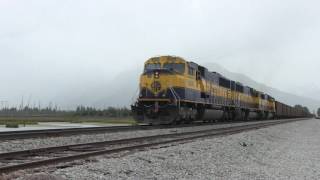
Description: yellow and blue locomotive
131,56,276,125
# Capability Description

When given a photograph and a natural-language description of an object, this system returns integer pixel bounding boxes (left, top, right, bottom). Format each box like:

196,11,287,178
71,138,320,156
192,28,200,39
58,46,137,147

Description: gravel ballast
46,119,320,180
0,120,281,153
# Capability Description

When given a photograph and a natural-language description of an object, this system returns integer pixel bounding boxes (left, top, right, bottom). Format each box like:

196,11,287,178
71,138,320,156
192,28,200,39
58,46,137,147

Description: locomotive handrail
169,87,181,110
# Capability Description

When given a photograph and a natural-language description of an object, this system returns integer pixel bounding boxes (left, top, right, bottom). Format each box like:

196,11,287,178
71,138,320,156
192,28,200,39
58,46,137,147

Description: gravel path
38,118,320,180
0,120,280,153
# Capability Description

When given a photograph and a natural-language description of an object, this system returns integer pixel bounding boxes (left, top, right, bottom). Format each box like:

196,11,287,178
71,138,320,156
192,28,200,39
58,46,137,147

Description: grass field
68,117,137,125
0,116,137,126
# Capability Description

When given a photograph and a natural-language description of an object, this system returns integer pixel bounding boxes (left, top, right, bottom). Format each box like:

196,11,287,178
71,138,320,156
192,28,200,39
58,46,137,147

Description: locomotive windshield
144,63,161,72
163,63,185,74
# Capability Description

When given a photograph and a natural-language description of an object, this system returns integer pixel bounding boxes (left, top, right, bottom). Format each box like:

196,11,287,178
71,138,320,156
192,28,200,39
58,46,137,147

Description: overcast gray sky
0,0,320,108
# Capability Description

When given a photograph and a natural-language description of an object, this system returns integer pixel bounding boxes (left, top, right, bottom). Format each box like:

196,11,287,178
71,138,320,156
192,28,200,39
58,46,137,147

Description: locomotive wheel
244,110,249,121
221,110,228,122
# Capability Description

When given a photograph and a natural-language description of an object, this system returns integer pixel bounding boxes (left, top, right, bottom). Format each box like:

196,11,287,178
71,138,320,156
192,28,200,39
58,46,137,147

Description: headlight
154,71,159,79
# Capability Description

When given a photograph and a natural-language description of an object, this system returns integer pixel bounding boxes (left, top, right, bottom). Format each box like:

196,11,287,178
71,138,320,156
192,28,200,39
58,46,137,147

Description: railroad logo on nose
151,81,161,92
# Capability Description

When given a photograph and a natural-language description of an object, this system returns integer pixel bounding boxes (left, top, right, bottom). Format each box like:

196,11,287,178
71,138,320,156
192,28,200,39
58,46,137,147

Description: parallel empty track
0,125,146,140
0,118,309,174
0,119,281,140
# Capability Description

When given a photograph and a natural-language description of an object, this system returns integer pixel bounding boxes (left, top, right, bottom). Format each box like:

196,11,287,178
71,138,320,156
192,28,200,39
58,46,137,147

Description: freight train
131,56,310,125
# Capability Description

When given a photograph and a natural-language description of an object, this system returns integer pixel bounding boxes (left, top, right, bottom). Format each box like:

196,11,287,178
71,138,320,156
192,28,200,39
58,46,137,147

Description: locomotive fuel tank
248,112,259,120
201,109,224,122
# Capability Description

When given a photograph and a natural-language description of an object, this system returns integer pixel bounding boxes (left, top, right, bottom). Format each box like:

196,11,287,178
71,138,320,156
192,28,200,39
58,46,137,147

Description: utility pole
20,96,24,110
0,100,8,116
0,101,8,109
27,94,32,108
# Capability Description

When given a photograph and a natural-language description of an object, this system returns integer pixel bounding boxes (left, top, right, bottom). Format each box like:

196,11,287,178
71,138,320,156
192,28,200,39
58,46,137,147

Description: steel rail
0,118,308,141
0,125,145,140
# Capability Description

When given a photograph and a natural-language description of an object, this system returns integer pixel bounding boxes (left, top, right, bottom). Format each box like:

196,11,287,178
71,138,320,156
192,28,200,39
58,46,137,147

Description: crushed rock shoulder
48,119,320,180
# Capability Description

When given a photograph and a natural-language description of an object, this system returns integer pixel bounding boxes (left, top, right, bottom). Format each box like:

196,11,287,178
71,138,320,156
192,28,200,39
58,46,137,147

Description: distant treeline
0,106,70,117
0,105,131,118
74,106,131,117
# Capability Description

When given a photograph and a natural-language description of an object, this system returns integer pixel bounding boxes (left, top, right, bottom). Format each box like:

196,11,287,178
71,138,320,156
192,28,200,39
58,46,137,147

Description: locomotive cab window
188,66,195,76
163,63,185,74
144,63,161,72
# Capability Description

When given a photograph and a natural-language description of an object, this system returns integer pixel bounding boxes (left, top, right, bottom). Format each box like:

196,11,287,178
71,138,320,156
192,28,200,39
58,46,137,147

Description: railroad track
0,118,309,174
0,119,283,140
0,125,147,140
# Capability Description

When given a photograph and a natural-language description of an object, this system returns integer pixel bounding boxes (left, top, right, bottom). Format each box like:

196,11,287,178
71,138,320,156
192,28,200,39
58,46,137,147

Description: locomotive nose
142,69,170,97
150,70,167,96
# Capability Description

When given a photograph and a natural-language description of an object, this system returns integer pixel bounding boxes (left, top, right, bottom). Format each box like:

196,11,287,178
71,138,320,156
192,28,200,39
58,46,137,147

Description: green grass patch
0,116,137,125
0,115,80,125
0,120,38,126
5,123,19,128
69,117,137,125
